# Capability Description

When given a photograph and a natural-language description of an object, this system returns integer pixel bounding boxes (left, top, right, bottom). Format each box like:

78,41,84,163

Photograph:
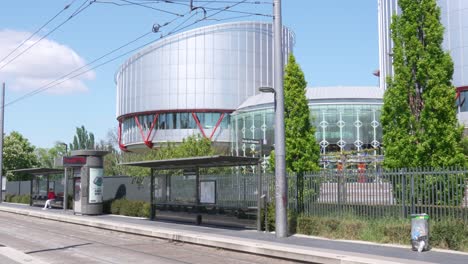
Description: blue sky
0,0,379,148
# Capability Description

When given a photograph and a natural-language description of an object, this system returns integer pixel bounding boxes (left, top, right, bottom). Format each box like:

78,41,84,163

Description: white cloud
0,29,95,94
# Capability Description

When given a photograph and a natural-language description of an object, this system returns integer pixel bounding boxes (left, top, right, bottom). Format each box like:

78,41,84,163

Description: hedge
5,194,30,204
109,199,151,218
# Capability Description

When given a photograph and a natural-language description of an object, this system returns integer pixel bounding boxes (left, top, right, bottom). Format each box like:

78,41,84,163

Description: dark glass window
158,113,166,129
180,113,189,129
460,91,468,112
167,113,174,129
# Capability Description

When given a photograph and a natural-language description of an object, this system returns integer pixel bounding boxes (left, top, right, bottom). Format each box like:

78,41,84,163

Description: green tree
35,143,67,168
270,54,320,212
70,125,95,150
3,131,39,180
382,0,464,169
119,134,217,177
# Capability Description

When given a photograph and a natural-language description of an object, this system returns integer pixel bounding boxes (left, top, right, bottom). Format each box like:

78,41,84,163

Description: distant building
115,21,294,151
115,22,384,165
231,86,383,159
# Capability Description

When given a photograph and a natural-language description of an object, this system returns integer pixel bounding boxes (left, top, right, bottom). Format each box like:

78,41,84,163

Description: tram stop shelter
121,155,261,228
9,168,66,209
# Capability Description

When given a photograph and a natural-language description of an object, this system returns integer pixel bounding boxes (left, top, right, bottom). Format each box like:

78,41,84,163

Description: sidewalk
1,203,467,264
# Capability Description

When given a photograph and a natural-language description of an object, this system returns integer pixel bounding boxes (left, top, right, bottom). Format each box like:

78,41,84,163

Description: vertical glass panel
196,113,205,127
180,113,189,129
158,113,166,129
189,113,197,129
167,113,174,129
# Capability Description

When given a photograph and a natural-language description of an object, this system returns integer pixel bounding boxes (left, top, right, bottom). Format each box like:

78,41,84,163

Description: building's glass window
180,113,189,129
121,112,232,142
459,91,468,112
158,113,166,129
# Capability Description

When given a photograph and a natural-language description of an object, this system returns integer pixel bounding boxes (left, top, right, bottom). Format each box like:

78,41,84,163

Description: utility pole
273,0,287,238
0,83,5,203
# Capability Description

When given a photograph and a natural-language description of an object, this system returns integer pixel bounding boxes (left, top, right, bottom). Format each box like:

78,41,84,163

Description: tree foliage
381,0,464,168
70,125,95,150
117,134,217,177
270,54,320,173
35,143,67,168
3,131,39,180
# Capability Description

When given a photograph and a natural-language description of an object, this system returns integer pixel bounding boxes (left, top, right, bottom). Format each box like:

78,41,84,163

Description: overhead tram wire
119,0,183,15
5,19,209,108
4,0,254,107
0,0,94,73
119,0,272,18
137,0,271,5
3,1,214,107
0,0,80,66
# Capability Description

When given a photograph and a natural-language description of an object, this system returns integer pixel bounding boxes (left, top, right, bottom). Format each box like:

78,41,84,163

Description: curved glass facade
231,104,383,157
121,112,231,147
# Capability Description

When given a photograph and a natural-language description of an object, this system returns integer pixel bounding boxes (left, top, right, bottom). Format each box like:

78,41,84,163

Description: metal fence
156,167,468,222
286,168,468,222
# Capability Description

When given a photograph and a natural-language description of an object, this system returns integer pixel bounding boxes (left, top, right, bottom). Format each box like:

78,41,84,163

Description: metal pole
63,168,68,211
257,161,262,231
273,0,287,238
150,168,155,220
0,83,5,203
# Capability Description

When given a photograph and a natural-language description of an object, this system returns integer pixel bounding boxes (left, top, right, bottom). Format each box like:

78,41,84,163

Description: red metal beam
144,114,159,148
209,113,225,140
191,112,207,138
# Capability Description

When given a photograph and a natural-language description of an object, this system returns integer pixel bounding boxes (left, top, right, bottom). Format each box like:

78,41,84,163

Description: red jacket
48,192,56,200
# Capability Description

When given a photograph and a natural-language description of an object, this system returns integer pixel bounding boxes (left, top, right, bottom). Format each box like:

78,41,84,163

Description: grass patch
296,215,468,252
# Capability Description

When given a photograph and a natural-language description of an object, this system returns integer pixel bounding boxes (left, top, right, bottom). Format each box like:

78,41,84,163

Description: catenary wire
3,0,224,107
116,0,272,17
0,0,79,66
4,0,256,107
0,0,94,73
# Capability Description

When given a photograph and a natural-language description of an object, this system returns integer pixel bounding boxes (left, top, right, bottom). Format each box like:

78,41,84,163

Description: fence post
411,171,415,215
402,169,406,218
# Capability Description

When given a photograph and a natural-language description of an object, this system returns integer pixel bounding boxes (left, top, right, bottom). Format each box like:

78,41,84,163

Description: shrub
110,199,152,218
5,194,14,202
110,199,125,214
102,199,113,214
7,194,30,204
20,195,30,204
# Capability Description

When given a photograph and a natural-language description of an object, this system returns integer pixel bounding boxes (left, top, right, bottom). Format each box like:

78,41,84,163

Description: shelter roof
120,155,259,170
9,168,63,175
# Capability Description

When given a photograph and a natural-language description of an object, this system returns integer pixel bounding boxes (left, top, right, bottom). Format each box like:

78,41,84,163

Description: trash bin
411,213,430,252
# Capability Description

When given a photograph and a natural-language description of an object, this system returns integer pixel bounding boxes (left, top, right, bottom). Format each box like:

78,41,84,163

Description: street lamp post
273,0,288,238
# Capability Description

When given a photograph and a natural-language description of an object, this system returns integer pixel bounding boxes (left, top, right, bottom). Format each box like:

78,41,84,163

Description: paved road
0,212,297,264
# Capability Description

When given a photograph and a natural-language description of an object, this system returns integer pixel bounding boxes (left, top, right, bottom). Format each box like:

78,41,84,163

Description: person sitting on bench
43,188,56,210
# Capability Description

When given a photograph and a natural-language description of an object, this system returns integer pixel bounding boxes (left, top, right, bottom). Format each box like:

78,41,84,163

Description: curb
0,206,422,264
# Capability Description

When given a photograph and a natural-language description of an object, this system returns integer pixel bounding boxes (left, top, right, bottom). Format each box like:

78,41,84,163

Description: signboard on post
63,156,87,167
200,180,216,204
89,168,103,203
242,138,261,144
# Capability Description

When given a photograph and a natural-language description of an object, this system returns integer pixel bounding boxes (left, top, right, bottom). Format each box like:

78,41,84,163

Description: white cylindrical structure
115,21,294,151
